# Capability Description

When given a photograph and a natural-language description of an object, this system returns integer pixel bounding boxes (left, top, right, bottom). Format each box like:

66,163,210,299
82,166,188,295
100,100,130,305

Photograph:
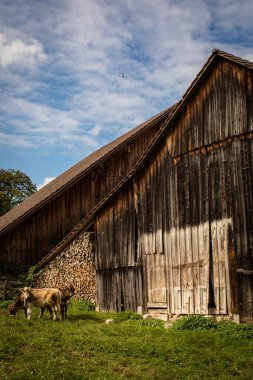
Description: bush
0,300,12,309
25,266,43,286
172,315,253,339
172,315,218,331
217,320,253,339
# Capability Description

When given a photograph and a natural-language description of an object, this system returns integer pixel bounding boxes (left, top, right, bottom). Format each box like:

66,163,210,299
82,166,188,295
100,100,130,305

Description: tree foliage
0,169,37,216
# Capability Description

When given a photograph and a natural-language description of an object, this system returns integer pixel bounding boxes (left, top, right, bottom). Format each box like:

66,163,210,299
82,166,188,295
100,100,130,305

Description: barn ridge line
34,48,253,271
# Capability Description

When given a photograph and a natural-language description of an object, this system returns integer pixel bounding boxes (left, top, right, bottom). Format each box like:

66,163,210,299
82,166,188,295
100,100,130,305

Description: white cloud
0,97,99,151
0,0,253,159
0,33,46,68
208,0,253,35
89,125,102,137
37,177,55,190
0,131,35,148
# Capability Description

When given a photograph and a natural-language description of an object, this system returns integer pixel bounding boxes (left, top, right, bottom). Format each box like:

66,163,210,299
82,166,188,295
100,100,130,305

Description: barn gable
39,48,252,322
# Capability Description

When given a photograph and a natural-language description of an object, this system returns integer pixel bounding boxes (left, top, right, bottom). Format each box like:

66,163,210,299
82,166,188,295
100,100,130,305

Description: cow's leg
52,307,57,321
60,302,66,320
23,307,27,317
55,306,62,321
26,306,32,320
53,300,62,321
49,305,58,321
39,308,43,318
60,303,64,320
47,306,53,319
64,304,68,319
48,298,61,321
57,303,62,321
65,300,71,319
39,307,45,318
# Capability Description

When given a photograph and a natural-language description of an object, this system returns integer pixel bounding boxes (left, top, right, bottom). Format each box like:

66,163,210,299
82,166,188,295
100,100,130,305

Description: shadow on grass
67,313,105,323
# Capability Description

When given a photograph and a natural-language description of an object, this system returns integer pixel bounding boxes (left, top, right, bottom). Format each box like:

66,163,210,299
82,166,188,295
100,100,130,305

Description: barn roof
33,48,253,270
0,102,177,235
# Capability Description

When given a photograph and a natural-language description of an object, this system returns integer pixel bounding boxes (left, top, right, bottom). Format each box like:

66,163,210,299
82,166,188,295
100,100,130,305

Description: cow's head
8,292,26,316
8,303,17,316
19,287,31,307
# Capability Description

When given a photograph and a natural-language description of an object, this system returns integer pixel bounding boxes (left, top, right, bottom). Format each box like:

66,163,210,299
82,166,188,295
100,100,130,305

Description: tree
0,169,37,216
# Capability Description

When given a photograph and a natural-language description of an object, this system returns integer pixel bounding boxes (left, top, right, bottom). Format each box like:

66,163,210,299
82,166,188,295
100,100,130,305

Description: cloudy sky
0,0,253,189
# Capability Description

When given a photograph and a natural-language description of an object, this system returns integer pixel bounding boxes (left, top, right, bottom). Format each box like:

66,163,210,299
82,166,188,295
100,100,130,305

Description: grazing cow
8,292,52,318
39,285,75,320
19,287,62,321
8,292,28,317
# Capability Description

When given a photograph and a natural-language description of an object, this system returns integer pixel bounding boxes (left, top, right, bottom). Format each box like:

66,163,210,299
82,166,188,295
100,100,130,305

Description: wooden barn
0,49,253,322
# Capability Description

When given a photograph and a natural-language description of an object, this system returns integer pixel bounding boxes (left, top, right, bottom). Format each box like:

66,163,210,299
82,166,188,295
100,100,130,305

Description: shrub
25,266,43,286
172,315,217,331
0,300,12,309
217,320,253,339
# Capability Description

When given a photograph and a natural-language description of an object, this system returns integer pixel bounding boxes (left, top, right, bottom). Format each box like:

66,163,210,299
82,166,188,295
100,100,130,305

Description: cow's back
28,288,61,307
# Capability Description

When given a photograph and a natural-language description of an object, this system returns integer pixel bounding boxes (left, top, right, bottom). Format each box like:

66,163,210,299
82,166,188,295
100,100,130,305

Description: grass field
1,300,253,380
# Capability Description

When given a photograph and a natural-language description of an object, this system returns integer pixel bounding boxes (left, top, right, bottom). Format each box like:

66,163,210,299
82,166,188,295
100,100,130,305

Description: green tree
0,169,37,216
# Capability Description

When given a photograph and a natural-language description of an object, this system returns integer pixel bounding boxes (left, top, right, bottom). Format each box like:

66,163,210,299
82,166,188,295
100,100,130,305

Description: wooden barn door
209,219,231,315
146,253,167,312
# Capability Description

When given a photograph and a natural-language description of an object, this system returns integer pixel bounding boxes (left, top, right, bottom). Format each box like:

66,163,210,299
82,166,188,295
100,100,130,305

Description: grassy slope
0,304,253,380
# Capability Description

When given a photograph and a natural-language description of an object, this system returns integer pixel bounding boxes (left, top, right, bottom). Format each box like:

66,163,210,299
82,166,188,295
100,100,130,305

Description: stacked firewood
34,232,96,303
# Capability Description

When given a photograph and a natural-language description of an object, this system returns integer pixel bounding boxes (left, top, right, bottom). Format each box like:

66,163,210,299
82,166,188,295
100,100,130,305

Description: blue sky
0,0,253,189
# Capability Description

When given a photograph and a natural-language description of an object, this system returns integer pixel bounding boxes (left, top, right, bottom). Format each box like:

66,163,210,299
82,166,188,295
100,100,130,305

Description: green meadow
1,301,253,380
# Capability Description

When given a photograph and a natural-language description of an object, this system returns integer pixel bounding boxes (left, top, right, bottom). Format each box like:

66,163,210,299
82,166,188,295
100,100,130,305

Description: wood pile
34,232,96,303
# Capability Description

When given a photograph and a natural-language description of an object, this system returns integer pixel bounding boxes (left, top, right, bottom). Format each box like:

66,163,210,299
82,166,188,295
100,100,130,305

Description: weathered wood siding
95,189,145,311
0,123,162,274
95,59,253,319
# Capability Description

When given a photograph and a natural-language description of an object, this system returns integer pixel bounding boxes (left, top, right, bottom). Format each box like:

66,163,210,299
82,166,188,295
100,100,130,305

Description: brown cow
39,285,75,320
57,285,75,319
8,291,52,318
19,287,62,321
9,286,75,320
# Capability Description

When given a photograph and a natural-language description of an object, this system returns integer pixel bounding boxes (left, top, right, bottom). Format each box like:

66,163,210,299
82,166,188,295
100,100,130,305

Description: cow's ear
19,288,24,292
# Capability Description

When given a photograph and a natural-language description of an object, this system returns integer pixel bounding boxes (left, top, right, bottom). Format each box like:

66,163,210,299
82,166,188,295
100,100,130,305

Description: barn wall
95,60,253,320
95,189,145,312
0,122,162,274
137,139,252,316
